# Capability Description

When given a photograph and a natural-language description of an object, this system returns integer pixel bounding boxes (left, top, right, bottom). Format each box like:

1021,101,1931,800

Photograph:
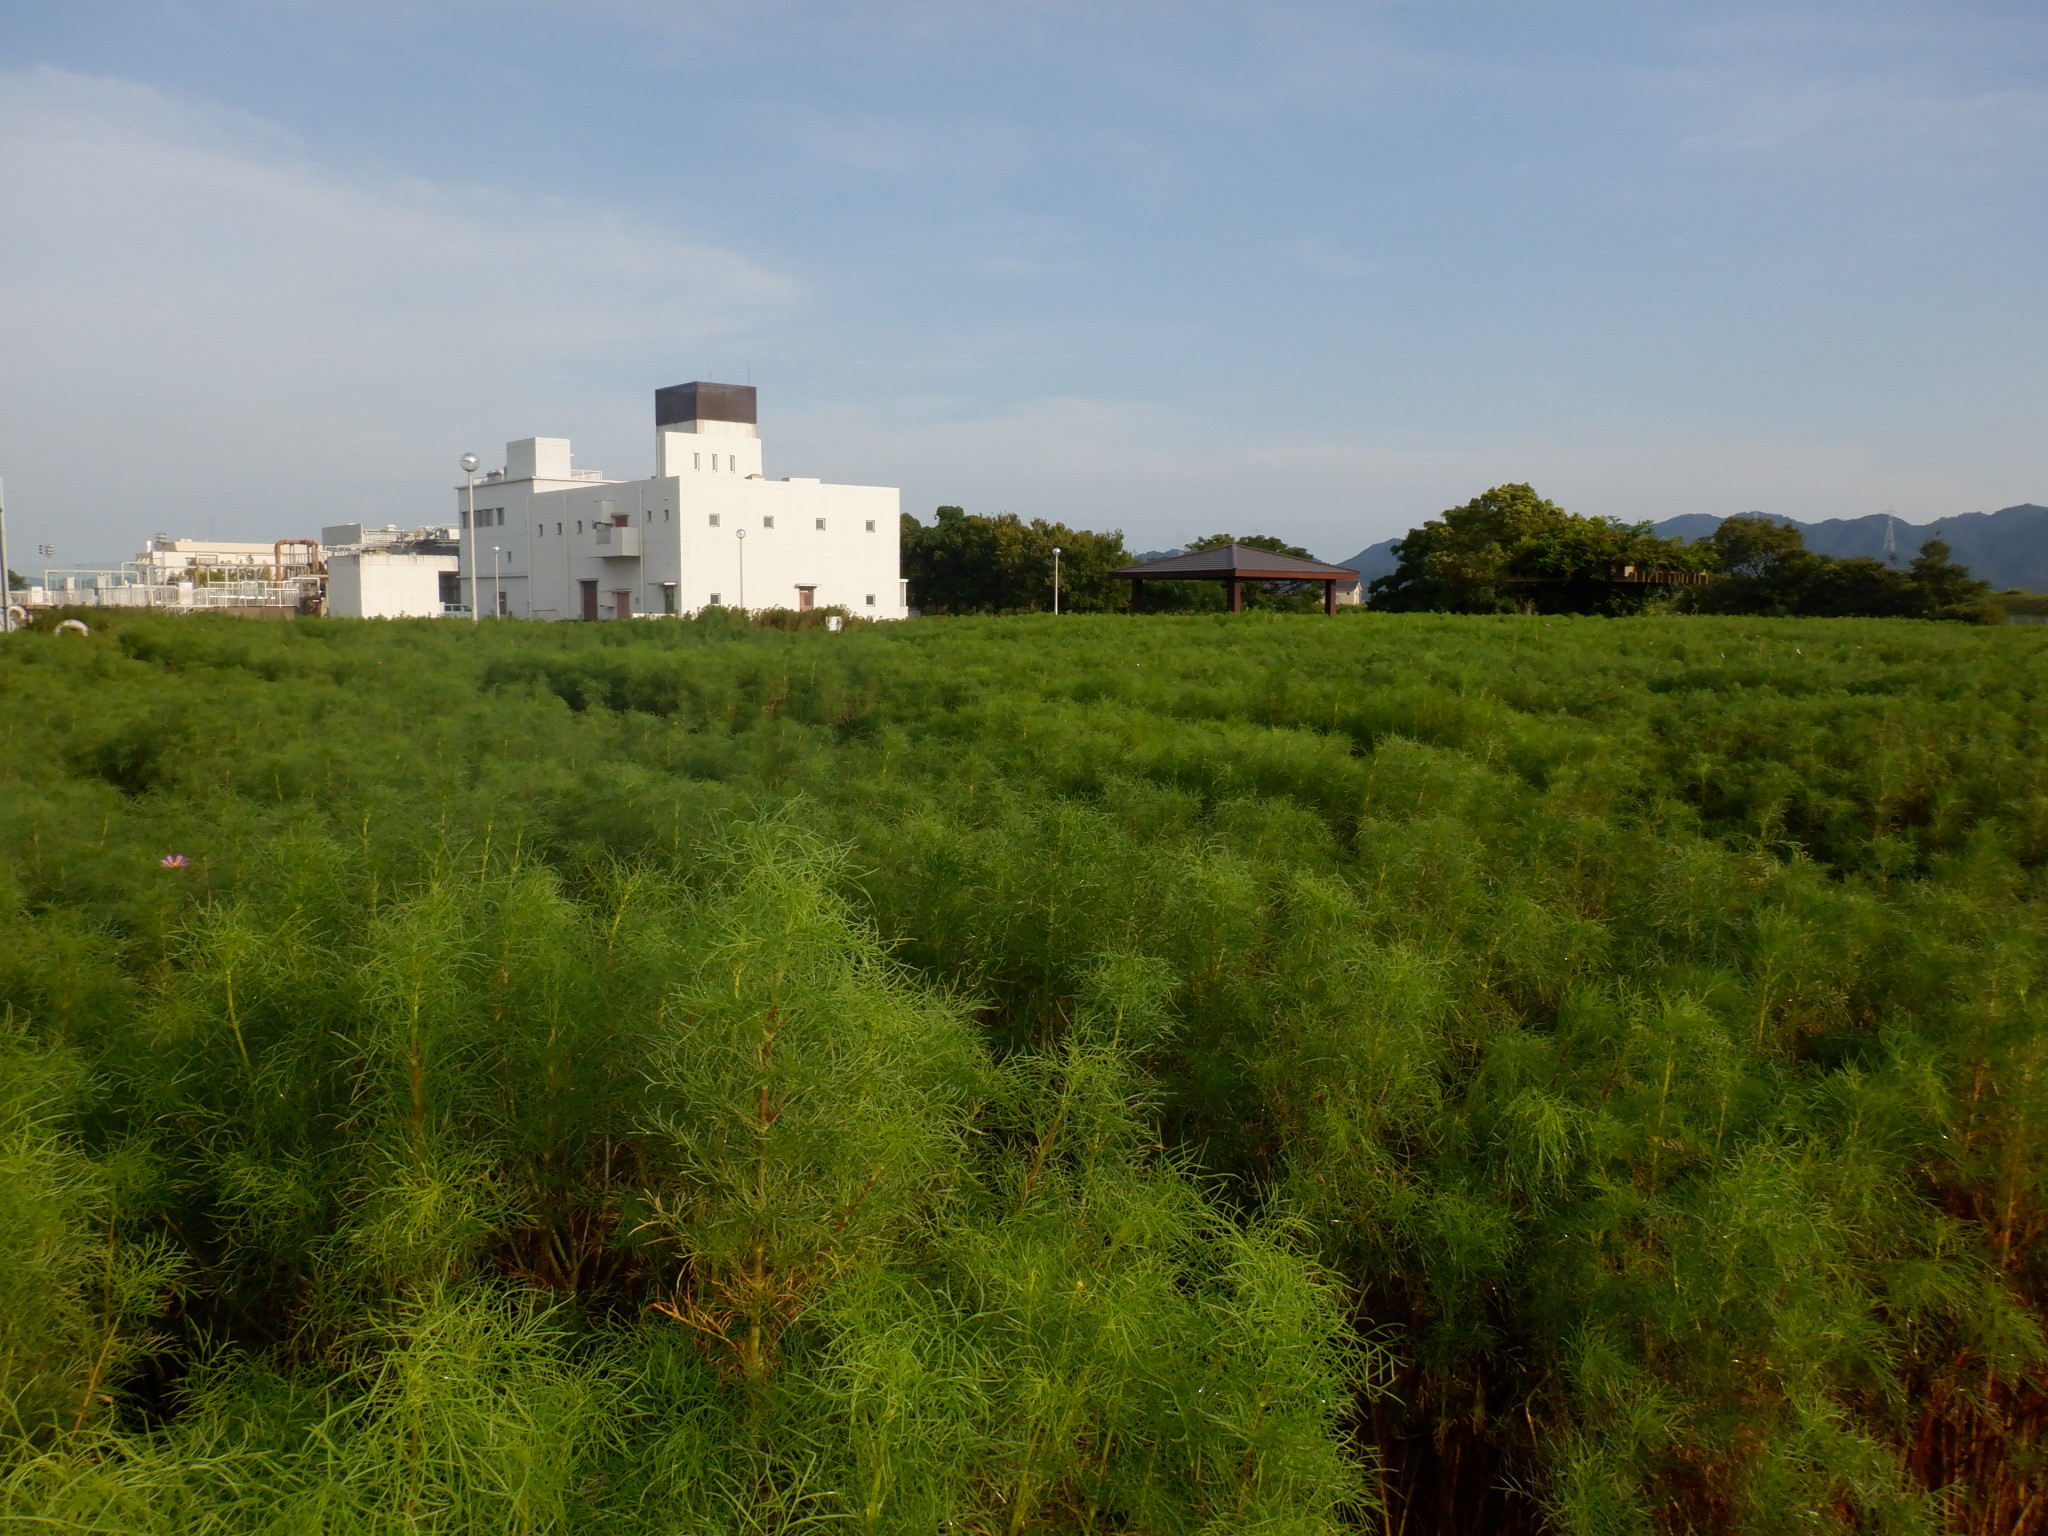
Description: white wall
513,474,903,620
461,426,904,622
327,552,457,618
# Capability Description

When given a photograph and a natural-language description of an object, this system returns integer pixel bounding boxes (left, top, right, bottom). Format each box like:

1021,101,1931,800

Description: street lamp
492,545,501,618
1052,546,1062,615
460,453,480,625
735,526,747,611
0,476,12,633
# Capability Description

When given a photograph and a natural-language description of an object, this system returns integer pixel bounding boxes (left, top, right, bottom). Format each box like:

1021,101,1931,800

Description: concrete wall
511,474,903,621
327,552,458,619
456,417,904,622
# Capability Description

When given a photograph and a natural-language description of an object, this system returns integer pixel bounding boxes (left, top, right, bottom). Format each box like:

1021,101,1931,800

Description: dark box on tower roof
656,382,757,428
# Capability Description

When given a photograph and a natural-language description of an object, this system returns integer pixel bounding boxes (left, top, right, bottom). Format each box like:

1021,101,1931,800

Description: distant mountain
1335,539,1403,583
1333,504,2048,592
1649,505,2048,591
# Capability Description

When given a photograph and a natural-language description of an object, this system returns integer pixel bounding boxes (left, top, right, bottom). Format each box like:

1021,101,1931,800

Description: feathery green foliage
7,606,2048,1533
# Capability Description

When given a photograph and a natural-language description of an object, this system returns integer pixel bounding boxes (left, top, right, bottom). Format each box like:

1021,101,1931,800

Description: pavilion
1108,544,1361,614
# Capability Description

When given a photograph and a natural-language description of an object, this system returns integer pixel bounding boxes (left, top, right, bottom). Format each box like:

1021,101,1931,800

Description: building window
664,508,671,522
726,455,735,472
709,592,721,605
865,520,876,532
497,591,508,617
556,523,563,535
661,583,678,615
576,521,583,534
815,518,826,530
694,453,701,470
763,516,775,529
709,514,720,527
536,524,543,537
865,593,876,606
797,586,815,612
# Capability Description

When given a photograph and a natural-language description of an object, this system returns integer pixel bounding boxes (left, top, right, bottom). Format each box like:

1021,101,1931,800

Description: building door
796,586,815,612
579,580,598,622
612,589,633,620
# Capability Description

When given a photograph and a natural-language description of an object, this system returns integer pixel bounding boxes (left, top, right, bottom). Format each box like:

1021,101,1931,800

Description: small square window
763,516,775,529
815,518,827,530
709,592,721,605
708,514,720,527
865,520,876,532
865,593,876,606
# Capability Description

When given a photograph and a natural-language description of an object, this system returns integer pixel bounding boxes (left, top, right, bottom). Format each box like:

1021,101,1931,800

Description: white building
137,537,320,580
454,383,906,621
321,525,462,620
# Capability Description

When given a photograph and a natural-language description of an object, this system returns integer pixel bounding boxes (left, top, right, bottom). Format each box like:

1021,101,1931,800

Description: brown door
579,580,598,621
613,590,632,619
797,586,815,612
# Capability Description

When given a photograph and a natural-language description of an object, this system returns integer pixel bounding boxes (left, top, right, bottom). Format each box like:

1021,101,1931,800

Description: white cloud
0,66,797,563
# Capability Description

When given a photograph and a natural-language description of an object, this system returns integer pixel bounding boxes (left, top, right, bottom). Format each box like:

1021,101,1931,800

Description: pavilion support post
1130,579,1144,613
1227,576,1242,613
1324,579,1336,615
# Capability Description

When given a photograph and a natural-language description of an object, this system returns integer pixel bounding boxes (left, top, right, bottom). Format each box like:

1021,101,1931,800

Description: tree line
901,508,1331,614
904,489,2004,621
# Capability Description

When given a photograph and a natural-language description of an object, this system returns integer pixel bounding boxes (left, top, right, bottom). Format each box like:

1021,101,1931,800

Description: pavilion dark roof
1107,543,1359,581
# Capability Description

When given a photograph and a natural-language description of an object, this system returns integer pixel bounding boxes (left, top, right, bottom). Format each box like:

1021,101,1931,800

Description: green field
5,609,2048,1535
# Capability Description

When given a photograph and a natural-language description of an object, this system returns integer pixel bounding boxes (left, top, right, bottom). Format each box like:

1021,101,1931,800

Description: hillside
1340,502,2048,590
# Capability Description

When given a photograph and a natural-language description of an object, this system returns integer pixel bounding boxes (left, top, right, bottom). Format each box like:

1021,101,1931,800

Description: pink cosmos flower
160,854,189,868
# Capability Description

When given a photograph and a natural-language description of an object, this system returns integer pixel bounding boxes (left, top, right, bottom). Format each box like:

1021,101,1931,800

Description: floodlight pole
460,454,480,625
492,545,501,618
0,475,13,633
736,527,747,610
1052,546,1062,615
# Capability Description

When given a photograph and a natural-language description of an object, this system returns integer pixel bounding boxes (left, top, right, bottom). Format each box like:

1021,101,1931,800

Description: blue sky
3,0,2043,567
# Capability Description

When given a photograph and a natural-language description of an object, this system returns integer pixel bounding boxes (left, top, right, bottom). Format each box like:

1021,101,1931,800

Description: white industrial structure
17,536,323,616
455,383,906,621
321,525,462,620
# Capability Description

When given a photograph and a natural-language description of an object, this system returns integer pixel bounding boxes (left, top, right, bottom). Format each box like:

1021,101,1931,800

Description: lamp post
460,454,480,625
0,476,12,633
492,545,501,618
736,526,746,611
1052,546,1062,615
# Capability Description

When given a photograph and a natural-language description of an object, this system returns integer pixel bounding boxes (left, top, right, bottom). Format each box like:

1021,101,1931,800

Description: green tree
901,507,1129,615
1907,537,2001,623
1687,518,1999,623
1369,484,1705,615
